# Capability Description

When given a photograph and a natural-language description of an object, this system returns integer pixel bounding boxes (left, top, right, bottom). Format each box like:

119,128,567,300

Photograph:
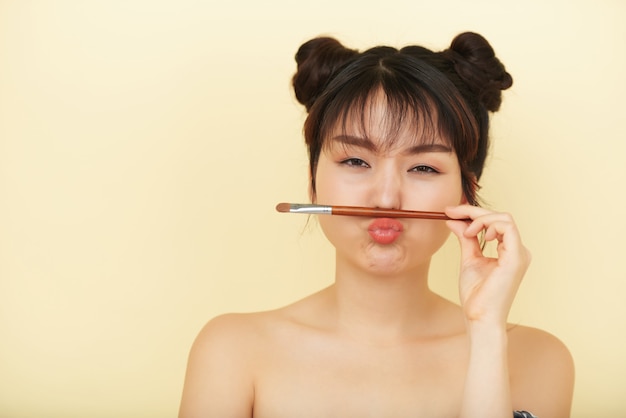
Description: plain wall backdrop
1,0,624,417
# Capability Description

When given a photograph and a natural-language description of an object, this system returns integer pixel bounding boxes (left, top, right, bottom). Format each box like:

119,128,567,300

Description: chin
361,246,410,273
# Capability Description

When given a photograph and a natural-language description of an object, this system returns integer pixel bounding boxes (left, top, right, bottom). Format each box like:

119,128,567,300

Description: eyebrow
329,135,453,154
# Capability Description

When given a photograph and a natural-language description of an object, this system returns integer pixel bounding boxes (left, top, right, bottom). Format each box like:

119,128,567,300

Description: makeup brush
275,203,456,220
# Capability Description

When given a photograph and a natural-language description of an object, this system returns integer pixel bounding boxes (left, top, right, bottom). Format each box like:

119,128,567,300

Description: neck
327,257,449,342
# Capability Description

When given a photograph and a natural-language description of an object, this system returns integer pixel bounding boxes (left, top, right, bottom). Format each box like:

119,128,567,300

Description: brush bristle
275,202,291,213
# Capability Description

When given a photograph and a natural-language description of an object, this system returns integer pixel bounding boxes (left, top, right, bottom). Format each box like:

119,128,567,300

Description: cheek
312,176,334,204
313,159,350,204
317,214,353,251
405,179,465,211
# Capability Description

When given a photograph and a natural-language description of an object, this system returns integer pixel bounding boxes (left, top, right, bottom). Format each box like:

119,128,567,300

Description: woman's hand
445,205,532,327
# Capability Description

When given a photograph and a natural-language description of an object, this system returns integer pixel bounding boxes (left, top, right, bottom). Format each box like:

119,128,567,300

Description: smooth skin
179,94,574,418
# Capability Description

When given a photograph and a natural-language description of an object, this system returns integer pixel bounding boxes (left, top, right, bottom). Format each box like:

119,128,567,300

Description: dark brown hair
292,32,512,205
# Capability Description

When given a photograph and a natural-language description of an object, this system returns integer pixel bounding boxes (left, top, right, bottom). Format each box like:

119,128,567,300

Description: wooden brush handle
331,205,451,220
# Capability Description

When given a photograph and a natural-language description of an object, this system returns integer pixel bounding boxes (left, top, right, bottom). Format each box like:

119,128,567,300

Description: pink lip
367,218,404,245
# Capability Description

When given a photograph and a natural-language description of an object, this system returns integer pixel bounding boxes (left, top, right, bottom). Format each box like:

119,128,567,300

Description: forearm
459,322,511,418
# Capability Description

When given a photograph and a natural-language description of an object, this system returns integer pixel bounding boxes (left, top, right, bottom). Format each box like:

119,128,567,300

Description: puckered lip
367,218,404,245
367,217,404,232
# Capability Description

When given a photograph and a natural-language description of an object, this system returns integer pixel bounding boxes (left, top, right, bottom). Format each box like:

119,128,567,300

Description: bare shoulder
508,324,574,374
507,325,575,417
189,291,326,361
193,305,305,345
178,311,278,418
194,311,268,346
188,310,285,371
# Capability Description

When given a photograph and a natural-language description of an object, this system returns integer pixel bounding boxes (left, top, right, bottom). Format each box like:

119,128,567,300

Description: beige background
1,0,624,417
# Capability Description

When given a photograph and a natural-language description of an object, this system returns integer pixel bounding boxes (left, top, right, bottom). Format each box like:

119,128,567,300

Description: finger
480,219,531,268
447,205,528,262
445,204,494,220
446,205,505,239
463,212,516,239
446,219,483,260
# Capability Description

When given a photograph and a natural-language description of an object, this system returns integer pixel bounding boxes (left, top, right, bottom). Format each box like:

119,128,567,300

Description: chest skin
250,325,470,418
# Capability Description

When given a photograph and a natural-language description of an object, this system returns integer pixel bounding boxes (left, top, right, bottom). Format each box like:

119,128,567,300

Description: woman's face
313,93,465,276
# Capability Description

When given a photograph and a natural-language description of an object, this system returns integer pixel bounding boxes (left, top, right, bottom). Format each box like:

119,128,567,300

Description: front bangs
321,78,457,153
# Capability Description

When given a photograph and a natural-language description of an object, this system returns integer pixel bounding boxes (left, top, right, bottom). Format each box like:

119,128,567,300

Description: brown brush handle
331,205,452,220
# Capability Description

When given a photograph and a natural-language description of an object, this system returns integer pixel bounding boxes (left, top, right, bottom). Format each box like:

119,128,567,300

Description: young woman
179,32,575,418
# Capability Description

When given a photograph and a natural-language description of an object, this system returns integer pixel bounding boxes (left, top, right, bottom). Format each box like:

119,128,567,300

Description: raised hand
445,205,532,327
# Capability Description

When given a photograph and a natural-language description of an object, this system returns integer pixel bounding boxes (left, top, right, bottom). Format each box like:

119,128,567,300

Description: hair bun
443,32,513,112
292,37,358,110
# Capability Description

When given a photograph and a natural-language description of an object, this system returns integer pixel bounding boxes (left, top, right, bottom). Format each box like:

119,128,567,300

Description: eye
341,158,370,168
409,165,439,174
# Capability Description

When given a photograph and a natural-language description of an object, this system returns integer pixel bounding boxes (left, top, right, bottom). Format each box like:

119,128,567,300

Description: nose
370,163,402,210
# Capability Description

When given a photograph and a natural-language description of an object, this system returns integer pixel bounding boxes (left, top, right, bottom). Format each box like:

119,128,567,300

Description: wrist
466,320,509,348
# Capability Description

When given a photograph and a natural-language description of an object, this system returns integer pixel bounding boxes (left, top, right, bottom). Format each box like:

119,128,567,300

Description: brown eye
409,165,438,173
341,158,370,168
